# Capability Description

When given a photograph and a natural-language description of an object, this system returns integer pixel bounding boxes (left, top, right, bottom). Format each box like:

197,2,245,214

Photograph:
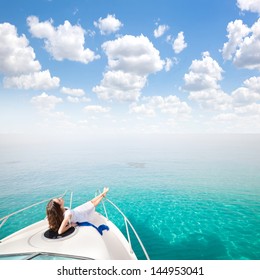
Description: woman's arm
58,213,72,235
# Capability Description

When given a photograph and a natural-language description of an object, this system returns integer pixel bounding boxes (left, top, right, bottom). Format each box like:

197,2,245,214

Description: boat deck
0,212,137,260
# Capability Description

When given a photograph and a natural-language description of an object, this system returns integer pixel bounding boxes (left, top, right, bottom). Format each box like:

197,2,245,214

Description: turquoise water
0,134,259,260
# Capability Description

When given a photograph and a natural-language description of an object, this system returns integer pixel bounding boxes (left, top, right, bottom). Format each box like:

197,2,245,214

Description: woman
46,187,109,235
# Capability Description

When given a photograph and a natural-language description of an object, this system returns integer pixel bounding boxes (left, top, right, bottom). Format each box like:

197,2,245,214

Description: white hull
0,212,137,260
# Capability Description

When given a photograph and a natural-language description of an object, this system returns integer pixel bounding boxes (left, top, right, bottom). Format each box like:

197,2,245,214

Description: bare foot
102,187,109,196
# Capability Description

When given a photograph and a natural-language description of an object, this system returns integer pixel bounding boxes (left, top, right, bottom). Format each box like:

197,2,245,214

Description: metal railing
0,190,150,260
0,190,72,233
96,190,150,260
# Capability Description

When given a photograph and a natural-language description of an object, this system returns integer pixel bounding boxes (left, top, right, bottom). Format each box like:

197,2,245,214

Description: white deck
0,212,137,260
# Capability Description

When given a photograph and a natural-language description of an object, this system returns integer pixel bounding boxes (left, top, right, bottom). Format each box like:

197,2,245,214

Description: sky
1,0,260,139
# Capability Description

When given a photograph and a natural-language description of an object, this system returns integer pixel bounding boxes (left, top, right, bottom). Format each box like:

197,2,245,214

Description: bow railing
0,190,150,260
96,190,150,260
0,190,73,235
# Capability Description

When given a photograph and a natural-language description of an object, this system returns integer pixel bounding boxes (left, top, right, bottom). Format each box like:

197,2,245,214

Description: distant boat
0,190,149,260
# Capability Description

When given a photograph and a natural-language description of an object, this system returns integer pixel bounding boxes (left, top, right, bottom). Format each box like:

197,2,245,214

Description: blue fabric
77,221,109,235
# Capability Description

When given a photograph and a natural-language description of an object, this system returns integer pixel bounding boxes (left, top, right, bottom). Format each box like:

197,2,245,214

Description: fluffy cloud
221,19,260,70
189,89,232,111
93,70,147,101
130,95,192,117
129,103,155,116
31,92,63,111
94,14,123,35
221,20,250,60
0,22,61,91
154,24,169,38
232,76,260,104
173,32,187,54
102,34,164,75
3,70,60,90
84,105,110,113
27,16,100,63
60,87,85,97
234,103,260,115
67,96,91,103
232,87,260,104
243,76,260,91
150,95,192,115
183,52,223,91
93,35,164,101
237,0,260,14
183,52,233,111
0,22,41,75
67,96,80,103
164,58,174,72
209,75,260,129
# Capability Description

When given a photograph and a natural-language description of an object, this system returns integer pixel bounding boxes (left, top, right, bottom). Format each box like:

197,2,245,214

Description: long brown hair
46,199,64,232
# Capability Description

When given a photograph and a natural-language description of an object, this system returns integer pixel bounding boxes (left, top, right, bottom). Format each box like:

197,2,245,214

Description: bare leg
91,187,109,207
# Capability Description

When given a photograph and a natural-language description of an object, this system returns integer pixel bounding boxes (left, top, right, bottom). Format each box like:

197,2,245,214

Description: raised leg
91,187,109,207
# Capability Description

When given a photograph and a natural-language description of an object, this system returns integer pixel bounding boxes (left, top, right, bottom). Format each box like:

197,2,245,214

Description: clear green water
0,135,259,260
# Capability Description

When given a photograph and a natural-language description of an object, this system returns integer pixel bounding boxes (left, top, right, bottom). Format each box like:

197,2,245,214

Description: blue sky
1,0,260,138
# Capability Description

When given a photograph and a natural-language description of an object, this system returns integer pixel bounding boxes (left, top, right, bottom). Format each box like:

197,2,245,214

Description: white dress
64,201,95,223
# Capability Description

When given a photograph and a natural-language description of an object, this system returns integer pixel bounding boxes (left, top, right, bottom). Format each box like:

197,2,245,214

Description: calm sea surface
0,134,259,260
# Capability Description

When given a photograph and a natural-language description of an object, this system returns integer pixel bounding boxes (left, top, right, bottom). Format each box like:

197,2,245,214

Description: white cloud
94,14,123,35
237,0,260,14
60,87,85,96
130,95,192,117
212,112,260,132
3,70,60,90
67,96,91,103
27,16,100,63
173,32,187,54
232,87,260,104
232,76,260,104
84,105,110,113
190,73,260,127
166,35,172,43
221,19,260,70
243,76,260,91
67,96,80,103
189,89,232,111
183,52,233,111
93,70,146,102
86,29,96,37
154,24,169,38
183,52,223,91
201,74,260,129
31,92,63,111
164,58,173,72
129,103,155,116
93,35,164,101
150,95,192,115
164,57,178,72
221,20,250,60
213,113,239,122
234,103,260,115
234,19,260,69
102,34,164,75
0,22,41,76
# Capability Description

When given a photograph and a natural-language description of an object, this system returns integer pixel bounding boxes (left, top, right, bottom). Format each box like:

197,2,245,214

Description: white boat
0,191,149,260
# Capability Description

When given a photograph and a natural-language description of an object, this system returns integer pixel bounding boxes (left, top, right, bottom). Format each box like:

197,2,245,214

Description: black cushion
44,227,75,239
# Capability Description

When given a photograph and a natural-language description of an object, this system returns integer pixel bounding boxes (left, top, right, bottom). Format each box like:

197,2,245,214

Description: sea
0,134,259,260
